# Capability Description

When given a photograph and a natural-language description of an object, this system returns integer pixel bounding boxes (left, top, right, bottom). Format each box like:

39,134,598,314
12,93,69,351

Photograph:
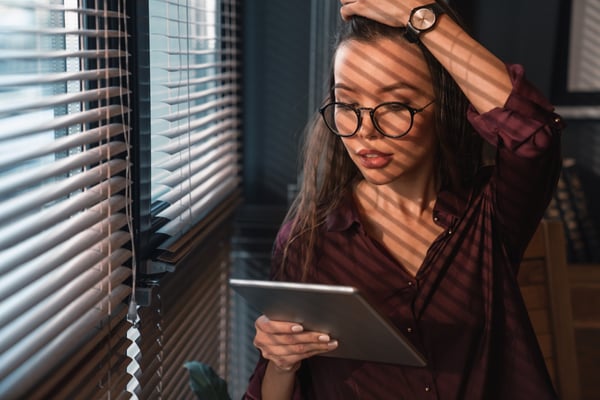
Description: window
0,0,242,398
127,1,242,396
0,1,133,398
141,0,242,270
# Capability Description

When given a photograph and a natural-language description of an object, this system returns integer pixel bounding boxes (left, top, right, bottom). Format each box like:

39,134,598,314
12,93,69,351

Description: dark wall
473,0,561,96
465,0,600,248
242,1,312,205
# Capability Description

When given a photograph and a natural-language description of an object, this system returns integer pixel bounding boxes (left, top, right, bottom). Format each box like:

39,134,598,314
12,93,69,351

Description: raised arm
339,0,564,261
339,0,512,113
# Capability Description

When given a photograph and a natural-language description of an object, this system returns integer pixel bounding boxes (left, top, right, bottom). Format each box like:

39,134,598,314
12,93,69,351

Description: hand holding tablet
253,314,339,372
230,279,426,367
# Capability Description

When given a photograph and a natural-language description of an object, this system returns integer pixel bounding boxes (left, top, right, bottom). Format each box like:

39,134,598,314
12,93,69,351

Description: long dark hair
278,3,483,280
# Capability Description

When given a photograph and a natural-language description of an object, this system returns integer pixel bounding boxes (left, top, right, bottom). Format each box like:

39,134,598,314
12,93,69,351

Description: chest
361,211,445,277
312,204,500,314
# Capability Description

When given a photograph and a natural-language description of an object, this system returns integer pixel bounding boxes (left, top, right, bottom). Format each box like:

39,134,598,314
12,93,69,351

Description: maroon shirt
244,64,564,399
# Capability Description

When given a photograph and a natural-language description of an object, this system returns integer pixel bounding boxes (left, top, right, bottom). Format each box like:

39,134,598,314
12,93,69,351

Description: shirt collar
324,180,475,233
325,192,361,232
433,186,469,228
434,167,492,227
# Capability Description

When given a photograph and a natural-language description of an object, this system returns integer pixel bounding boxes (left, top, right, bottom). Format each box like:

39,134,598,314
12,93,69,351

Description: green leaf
183,361,231,400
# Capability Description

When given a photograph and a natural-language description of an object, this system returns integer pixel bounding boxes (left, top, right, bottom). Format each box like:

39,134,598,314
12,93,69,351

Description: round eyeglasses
319,100,434,138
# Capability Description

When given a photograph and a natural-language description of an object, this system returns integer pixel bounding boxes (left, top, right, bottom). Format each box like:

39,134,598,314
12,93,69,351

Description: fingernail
291,325,303,333
318,334,330,342
328,340,338,348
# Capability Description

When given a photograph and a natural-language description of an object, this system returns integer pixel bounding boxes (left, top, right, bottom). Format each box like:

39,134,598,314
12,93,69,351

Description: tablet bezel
229,278,426,367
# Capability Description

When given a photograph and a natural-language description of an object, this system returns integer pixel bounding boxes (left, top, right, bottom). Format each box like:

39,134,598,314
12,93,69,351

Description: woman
245,1,563,399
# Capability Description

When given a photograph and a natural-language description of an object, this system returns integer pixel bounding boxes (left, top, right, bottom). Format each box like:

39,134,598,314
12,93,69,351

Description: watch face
411,8,436,30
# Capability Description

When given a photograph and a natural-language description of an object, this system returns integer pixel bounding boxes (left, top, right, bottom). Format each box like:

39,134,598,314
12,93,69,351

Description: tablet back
230,279,426,367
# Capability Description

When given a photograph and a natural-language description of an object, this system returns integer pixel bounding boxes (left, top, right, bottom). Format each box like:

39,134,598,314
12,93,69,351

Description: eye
384,102,409,111
334,97,358,106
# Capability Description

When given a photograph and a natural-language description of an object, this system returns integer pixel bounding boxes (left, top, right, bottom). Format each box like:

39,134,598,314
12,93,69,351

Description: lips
356,149,393,169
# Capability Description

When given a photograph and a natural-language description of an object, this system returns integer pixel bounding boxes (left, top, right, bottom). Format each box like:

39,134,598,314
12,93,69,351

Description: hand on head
339,0,431,27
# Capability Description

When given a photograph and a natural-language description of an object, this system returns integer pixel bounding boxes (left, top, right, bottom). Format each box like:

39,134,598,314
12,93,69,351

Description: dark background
241,0,599,244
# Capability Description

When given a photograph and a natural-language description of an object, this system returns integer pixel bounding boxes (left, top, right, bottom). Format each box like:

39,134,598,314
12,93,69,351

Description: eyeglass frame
318,99,435,139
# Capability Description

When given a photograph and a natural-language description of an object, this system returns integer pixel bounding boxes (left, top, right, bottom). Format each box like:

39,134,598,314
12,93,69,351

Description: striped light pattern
0,0,133,398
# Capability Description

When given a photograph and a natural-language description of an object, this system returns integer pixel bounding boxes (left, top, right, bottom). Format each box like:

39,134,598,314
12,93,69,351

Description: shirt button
407,327,413,333
433,216,439,222
408,281,413,286
425,385,431,392
447,229,453,235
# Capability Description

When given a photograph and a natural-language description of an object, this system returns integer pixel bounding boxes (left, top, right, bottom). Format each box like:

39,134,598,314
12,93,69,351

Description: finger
255,316,335,340
339,1,409,27
253,330,334,353
255,315,304,334
256,328,333,345
257,338,339,360
265,340,339,371
339,2,359,21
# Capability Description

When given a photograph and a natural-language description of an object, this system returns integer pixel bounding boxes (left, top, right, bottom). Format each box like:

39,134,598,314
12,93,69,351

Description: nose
356,107,378,139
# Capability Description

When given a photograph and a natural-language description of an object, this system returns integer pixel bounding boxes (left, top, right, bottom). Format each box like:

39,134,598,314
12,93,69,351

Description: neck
355,171,438,218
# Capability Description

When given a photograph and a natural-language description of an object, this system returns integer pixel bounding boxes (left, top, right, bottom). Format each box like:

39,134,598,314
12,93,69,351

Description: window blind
146,0,242,269
0,1,133,398
134,227,231,399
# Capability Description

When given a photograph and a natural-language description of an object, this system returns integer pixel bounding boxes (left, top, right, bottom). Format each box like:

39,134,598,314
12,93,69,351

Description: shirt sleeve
242,357,268,400
467,64,563,158
243,356,306,400
467,63,564,266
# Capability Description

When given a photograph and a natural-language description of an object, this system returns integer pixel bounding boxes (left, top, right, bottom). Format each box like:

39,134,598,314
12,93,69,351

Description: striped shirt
245,64,564,400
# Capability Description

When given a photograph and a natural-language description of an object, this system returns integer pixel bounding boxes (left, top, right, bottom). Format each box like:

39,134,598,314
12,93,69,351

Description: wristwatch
405,3,446,43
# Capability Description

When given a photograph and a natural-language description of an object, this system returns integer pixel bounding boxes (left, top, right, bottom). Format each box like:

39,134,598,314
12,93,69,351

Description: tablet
229,278,426,367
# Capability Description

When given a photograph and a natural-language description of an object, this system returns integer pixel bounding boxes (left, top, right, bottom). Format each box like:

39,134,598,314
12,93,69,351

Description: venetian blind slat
0,68,127,88
0,176,128,250
155,157,237,207
0,124,129,170
0,265,131,356
0,273,130,382
157,142,237,188
0,291,131,399
0,159,127,228
33,306,131,399
0,87,130,117
0,237,131,329
162,71,237,89
0,210,128,286
154,130,235,171
157,176,240,238
152,107,238,139
0,104,130,142
153,121,237,154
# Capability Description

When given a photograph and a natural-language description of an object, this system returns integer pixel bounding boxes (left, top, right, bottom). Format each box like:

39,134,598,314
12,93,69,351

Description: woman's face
333,36,438,186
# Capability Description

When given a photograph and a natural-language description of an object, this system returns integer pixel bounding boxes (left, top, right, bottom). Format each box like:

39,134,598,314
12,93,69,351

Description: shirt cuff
467,64,563,158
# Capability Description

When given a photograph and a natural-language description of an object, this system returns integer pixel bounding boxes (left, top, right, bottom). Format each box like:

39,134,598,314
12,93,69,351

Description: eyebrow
333,81,424,96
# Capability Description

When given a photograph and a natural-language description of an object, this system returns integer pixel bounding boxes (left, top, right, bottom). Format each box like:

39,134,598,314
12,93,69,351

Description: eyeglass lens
322,103,414,137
